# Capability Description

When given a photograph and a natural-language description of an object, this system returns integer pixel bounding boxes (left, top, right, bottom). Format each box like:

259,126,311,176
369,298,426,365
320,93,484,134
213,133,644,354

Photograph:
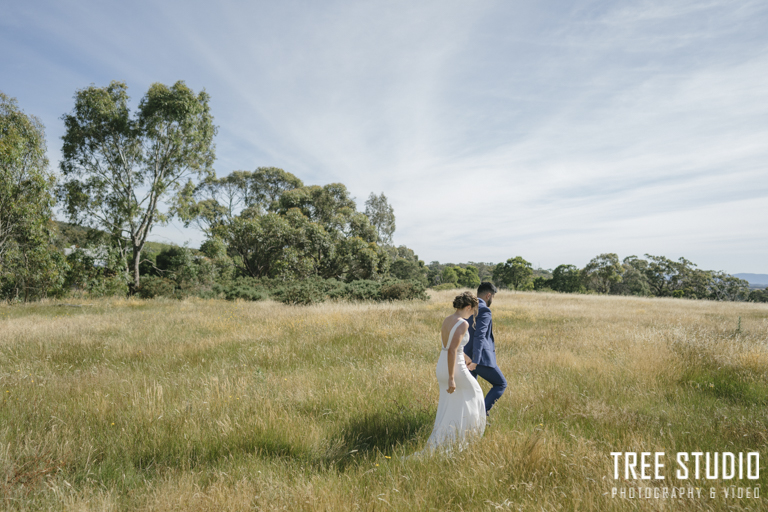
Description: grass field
1,290,767,511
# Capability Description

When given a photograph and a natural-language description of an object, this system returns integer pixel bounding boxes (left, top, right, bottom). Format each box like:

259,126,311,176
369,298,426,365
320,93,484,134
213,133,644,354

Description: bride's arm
446,323,468,394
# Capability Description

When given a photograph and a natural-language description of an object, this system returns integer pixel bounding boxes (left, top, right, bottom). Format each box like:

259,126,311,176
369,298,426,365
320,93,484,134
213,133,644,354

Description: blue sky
2,0,767,273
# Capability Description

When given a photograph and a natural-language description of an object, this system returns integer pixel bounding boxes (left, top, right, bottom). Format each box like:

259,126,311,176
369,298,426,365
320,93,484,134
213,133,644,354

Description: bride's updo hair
453,291,479,310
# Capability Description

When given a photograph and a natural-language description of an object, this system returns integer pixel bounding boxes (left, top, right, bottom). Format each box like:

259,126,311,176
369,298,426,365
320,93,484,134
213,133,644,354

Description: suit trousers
470,364,507,414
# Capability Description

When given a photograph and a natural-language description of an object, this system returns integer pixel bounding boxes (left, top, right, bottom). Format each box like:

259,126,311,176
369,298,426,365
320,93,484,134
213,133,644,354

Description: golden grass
1,291,767,510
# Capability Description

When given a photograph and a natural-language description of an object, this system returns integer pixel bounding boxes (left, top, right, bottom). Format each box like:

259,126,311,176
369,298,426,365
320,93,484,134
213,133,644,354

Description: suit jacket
463,298,497,367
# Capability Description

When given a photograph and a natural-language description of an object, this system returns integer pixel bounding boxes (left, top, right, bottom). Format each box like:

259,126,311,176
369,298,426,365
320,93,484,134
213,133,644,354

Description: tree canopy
219,183,389,282
175,167,303,235
58,80,216,292
493,256,533,290
582,253,623,294
0,92,64,302
364,192,395,245
0,92,53,262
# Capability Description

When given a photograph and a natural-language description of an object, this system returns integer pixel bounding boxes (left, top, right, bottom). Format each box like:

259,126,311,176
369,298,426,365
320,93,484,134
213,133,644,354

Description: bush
225,285,268,301
325,281,351,300
272,280,326,305
343,280,381,301
431,283,458,291
380,279,429,301
62,247,127,298
196,276,430,305
266,277,427,304
88,274,129,298
137,276,176,299
390,259,428,285
201,277,270,301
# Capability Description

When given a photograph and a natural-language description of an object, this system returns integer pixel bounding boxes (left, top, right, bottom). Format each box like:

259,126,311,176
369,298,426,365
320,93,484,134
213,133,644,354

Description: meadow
1,290,767,511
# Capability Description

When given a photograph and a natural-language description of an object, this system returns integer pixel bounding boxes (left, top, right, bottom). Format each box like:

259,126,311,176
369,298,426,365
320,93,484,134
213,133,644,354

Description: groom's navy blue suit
464,298,507,414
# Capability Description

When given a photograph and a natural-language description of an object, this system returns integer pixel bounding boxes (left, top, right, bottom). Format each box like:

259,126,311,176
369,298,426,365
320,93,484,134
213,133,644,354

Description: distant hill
734,273,768,289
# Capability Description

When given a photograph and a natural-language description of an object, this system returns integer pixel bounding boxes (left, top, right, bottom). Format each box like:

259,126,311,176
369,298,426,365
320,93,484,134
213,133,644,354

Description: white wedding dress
418,318,486,455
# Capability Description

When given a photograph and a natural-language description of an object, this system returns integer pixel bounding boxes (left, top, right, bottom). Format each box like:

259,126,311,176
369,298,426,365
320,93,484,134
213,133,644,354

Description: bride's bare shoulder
441,315,467,331
441,314,458,328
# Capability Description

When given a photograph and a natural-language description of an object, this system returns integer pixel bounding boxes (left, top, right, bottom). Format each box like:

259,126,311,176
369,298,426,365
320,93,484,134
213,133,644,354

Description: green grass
1,292,767,510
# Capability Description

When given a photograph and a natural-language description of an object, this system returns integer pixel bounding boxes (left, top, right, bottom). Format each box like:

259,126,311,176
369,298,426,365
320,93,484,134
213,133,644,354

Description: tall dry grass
1,291,766,510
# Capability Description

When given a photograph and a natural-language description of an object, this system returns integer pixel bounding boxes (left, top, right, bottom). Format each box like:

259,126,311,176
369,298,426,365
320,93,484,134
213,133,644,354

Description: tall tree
457,265,481,288
58,80,216,293
608,257,650,296
364,192,395,245
0,92,65,301
223,183,388,282
708,272,750,301
582,253,623,293
441,266,459,285
0,92,53,263
493,256,533,290
551,264,582,293
390,258,427,284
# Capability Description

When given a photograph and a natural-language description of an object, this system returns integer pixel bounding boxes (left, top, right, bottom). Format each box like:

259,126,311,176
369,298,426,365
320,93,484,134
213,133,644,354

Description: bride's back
441,315,467,348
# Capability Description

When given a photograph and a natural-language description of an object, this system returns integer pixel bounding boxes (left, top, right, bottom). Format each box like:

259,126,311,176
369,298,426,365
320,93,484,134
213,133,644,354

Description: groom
464,282,507,422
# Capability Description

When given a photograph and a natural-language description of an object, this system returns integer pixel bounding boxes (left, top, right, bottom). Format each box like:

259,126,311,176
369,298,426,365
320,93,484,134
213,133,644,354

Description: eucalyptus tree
551,264,582,293
0,92,64,301
708,272,750,301
582,253,623,294
175,166,303,235
0,92,54,264
493,256,534,290
58,80,216,292
223,182,388,281
364,192,395,245
275,183,387,280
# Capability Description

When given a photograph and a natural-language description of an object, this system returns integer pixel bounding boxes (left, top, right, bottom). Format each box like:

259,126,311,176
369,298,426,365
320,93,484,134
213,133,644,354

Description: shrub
197,285,223,300
390,258,428,285
380,279,428,301
226,277,430,305
225,285,268,301
63,247,127,298
321,279,349,300
342,280,381,301
88,274,129,298
201,277,269,301
272,280,326,305
431,283,458,291
137,276,176,299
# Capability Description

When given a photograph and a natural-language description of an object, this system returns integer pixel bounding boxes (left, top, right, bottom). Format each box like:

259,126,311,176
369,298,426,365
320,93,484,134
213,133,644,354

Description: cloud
2,0,767,272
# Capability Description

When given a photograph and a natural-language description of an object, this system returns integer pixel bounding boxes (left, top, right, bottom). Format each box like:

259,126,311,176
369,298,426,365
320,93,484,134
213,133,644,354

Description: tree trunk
130,244,141,295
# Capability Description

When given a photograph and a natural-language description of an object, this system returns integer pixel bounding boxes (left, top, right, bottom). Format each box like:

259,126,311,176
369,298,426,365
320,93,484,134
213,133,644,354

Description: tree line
426,254,764,302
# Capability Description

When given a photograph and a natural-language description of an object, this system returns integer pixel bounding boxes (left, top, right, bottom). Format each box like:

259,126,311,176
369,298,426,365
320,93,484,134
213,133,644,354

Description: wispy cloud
1,0,766,271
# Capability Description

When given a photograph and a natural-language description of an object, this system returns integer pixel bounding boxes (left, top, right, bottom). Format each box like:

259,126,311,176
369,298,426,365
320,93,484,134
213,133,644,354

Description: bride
417,291,486,455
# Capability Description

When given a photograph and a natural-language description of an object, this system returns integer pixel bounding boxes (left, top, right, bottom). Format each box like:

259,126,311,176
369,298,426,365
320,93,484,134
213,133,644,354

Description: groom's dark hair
477,282,497,296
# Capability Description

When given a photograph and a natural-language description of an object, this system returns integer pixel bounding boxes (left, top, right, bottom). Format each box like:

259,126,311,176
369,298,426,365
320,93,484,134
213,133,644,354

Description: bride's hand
447,378,456,394
468,362,477,371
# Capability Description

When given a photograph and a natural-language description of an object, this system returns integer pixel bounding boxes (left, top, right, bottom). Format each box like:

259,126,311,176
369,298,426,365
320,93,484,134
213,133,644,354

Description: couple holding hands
417,282,507,455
